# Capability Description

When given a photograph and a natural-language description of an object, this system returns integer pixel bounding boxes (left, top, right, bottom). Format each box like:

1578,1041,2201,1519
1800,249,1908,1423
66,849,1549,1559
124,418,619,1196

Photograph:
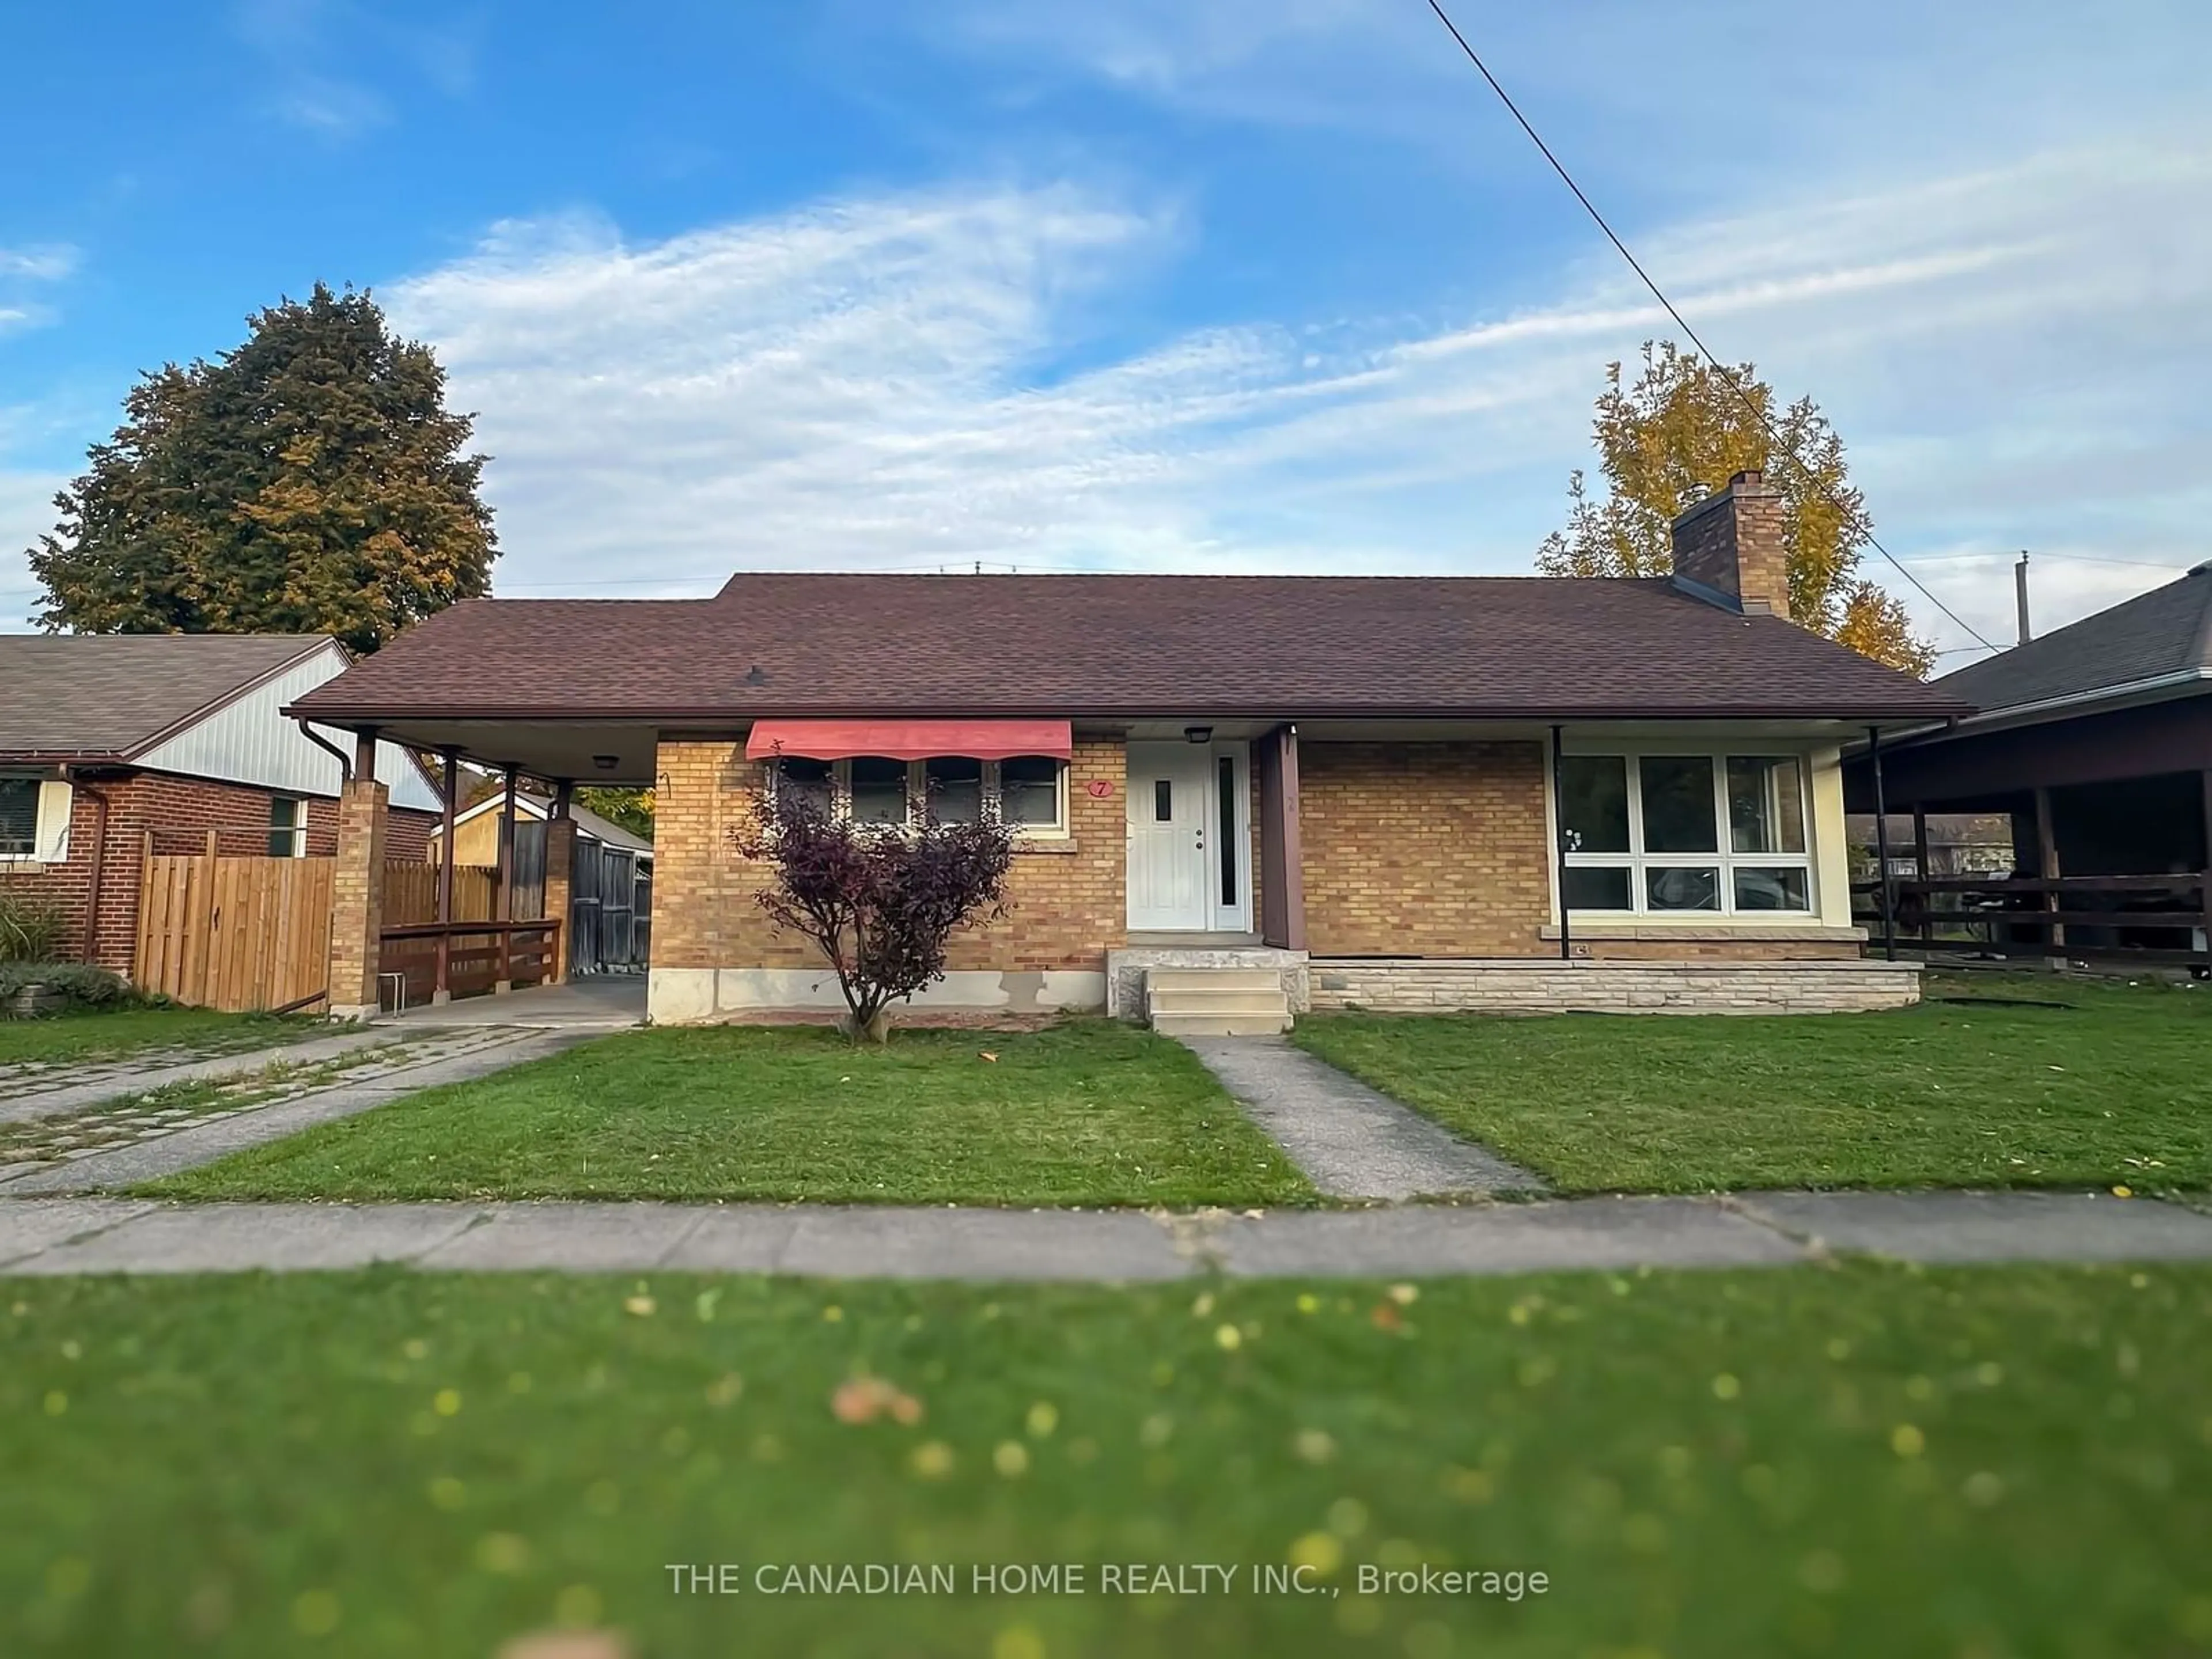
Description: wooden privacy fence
133,837,335,1012
385,861,503,925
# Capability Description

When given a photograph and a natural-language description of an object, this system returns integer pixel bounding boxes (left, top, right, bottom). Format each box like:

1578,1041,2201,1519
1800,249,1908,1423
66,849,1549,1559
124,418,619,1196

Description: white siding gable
132,642,443,813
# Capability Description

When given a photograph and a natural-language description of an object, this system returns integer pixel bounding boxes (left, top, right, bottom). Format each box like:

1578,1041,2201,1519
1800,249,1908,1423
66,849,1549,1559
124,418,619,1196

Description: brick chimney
1670,469,1790,620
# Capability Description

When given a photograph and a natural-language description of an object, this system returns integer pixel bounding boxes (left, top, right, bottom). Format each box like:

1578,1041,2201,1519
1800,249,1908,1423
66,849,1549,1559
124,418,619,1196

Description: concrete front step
1148,987,1289,1016
1153,1011,1292,1037
1145,966,1292,1036
1147,968,1286,995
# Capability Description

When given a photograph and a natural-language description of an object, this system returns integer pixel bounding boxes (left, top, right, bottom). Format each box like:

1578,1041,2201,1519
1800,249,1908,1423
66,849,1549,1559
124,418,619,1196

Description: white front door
1127,741,1248,932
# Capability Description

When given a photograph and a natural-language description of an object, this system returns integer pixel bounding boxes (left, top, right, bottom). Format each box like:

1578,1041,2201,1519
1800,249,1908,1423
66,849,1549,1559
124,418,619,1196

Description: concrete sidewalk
5,1190,2211,1279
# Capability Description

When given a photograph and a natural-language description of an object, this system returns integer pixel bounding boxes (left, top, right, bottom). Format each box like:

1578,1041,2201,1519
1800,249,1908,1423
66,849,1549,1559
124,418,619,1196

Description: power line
1911,550,2189,574
1419,0,1998,655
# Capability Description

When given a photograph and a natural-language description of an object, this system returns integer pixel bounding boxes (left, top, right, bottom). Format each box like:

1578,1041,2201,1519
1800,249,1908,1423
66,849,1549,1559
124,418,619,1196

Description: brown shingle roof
0,634,329,758
291,574,1968,724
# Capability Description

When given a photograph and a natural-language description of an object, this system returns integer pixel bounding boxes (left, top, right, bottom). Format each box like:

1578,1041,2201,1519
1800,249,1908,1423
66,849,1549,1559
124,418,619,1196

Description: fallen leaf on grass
979,1051,999,1063
831,1376,924,1426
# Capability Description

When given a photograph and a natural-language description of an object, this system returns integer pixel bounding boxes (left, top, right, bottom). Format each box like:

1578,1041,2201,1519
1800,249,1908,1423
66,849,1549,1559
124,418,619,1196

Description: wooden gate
134,840,336,1012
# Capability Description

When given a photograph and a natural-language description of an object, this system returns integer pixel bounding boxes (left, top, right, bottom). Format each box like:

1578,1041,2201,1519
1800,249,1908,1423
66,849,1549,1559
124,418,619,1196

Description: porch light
1183,725,1213,745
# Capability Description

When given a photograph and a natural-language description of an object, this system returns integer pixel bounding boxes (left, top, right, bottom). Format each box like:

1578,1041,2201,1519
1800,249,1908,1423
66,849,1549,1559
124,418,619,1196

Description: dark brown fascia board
0,749,132,766
286,698,1976,725
119,636,333,762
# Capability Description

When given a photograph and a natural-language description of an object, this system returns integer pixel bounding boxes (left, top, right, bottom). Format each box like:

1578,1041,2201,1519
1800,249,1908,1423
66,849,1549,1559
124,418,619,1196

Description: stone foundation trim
648,967,1107,1025
1104,945,1310,1019
1307,957,1921,1015
1536,923,1868,944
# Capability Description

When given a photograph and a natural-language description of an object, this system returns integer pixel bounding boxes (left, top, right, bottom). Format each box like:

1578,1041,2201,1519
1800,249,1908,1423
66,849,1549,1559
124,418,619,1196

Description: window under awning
743,718,1073,763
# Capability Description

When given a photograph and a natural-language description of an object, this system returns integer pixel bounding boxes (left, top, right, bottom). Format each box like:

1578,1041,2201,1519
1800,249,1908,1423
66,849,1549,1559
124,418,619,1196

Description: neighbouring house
291,471,1968,1025
1843,560,2212,967
429,790,654,972
0,634,442,974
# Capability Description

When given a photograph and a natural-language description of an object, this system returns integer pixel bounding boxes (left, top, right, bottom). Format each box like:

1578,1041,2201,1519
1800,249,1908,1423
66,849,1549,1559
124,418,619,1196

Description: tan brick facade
650,735,1128,979
647,732,1865,1016
1300,741,1552,958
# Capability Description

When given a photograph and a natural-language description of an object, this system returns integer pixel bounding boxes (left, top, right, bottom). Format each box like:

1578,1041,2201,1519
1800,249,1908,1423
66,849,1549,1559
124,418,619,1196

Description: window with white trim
0,778,38,858
767,756,1068,835
1558,752,1812,915
0,775,71,863
268,796,308,858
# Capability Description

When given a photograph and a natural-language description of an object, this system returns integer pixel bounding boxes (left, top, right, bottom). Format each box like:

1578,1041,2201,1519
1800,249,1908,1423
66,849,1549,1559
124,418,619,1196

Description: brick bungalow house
0,634,441,973
290,472,1970,1025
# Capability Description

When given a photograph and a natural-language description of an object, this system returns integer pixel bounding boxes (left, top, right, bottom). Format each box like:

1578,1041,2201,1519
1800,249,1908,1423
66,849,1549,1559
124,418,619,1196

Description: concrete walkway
0,1028,603,1194
0,1028,403,1125
1180,1034,1543,1199
6,1190,2210,1279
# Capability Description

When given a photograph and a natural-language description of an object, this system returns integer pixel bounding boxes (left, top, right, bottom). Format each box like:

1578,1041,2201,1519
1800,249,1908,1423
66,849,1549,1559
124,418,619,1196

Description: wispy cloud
0,246,79,282
383,124,2212,657
0,243,81,339
229,0,479,138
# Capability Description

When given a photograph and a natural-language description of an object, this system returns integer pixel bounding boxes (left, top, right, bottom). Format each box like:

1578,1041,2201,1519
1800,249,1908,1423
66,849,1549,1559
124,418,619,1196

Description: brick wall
652,736,1128,975
0,768,435,974
1300,741,1551,957
1308,957,1921,1014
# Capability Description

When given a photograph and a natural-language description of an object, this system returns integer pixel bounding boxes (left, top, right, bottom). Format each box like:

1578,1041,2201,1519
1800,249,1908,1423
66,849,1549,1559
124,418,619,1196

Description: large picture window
1558,752,1812,915
768,755,1067,835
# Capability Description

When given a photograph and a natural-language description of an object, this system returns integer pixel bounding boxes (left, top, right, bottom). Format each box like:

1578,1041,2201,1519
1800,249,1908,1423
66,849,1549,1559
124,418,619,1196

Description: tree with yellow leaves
1536,340,1934,676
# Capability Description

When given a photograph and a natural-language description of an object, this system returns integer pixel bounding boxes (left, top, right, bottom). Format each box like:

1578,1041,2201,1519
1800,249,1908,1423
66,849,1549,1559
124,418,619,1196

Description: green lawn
0,1007,315,1068
1292,974,2212,1195
142,1021,1316,1207
6,1263,2210,1657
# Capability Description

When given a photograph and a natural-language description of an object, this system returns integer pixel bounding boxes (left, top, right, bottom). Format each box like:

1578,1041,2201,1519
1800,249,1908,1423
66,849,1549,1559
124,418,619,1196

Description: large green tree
29,283,495,653
1536,340,1933,676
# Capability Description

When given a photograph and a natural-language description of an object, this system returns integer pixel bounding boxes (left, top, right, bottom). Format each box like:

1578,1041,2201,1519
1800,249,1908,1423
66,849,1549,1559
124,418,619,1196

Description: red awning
744,718,1073,763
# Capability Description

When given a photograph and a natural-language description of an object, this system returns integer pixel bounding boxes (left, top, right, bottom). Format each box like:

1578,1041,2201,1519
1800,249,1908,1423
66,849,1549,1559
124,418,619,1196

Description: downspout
296,719,354,784
1550,724,1571,962
58,765,112,968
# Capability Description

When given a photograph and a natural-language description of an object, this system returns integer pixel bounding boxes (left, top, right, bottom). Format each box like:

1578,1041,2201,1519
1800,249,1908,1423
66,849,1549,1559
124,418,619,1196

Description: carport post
545,781,577,984
434,749,459,1003
1868,725,1896,962
494,765,518,993
1551,724,1571,961
327,726,388,1020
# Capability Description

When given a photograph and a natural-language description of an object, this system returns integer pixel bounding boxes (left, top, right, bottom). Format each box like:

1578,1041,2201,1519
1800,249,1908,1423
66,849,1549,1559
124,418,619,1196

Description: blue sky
3,1,2209,665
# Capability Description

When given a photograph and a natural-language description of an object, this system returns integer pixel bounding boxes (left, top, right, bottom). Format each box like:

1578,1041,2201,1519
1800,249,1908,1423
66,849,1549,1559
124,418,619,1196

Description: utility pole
2014,552,2032,646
